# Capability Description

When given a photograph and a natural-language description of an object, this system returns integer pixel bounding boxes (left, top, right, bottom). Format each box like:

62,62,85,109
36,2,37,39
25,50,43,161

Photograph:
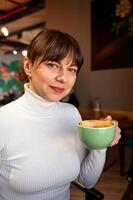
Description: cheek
68,76,76,88
35,70,51,84
40,74,49,83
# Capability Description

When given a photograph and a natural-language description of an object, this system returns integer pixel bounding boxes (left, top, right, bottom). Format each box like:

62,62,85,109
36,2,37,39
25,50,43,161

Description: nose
56,69,68,83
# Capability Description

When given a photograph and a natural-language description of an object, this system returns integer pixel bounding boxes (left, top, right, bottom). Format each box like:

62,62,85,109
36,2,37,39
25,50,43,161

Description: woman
0,29,121,200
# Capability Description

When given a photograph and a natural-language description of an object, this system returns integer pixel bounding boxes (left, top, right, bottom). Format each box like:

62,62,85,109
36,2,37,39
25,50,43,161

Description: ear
23,57,32,77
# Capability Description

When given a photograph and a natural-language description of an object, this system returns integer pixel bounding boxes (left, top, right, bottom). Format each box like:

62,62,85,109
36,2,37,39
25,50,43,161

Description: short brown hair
27,29,83,72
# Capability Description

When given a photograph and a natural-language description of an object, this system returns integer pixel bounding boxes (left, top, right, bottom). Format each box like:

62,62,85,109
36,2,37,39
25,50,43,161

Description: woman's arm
78,148,106,188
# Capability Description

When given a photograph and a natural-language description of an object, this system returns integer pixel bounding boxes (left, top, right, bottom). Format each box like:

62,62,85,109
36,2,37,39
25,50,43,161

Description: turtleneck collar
18,83,59,117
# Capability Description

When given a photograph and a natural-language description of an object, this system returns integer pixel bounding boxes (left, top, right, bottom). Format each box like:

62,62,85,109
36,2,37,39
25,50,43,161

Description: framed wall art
91,0,133,70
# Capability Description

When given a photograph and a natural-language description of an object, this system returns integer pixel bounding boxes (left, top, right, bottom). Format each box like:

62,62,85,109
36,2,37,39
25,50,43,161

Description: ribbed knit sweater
0,84,106,200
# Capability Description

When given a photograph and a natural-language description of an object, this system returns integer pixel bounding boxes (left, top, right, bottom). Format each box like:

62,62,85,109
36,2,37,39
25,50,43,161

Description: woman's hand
105,115,121,146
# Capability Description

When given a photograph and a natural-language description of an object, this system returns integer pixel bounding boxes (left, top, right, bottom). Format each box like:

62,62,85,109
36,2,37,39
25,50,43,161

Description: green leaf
5,79,15,91
9,60,22,72
0,62,9,68
15,81,24,93
0,79,5,89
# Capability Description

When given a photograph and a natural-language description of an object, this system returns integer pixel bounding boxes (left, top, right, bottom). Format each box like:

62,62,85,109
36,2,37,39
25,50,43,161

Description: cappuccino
79,120,114,128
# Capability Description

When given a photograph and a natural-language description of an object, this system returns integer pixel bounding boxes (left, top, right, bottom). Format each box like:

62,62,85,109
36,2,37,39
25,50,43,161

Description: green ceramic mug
77,120,116,149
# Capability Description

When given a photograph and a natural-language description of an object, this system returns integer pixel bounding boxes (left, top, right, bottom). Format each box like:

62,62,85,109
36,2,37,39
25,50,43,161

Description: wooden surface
121,178,133,200
78,108,133,126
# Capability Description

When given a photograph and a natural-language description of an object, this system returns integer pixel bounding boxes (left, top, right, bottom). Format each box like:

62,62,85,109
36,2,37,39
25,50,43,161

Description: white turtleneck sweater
0,84,106,200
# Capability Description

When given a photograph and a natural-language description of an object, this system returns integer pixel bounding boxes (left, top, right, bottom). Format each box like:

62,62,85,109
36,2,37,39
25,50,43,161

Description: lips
50,86,65,93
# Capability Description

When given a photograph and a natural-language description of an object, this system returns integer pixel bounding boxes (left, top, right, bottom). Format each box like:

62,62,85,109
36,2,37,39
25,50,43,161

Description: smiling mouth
50,86,65,94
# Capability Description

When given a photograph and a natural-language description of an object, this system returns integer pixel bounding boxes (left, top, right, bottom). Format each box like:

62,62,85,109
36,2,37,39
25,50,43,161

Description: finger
110,126,121,146
105,115,112,121
112,120,119,126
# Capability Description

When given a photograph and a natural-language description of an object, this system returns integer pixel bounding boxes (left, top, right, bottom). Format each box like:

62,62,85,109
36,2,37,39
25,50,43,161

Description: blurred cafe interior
0,0,133,199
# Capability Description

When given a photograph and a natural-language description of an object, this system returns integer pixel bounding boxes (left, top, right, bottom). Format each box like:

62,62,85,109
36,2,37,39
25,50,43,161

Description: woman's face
24,56,78,102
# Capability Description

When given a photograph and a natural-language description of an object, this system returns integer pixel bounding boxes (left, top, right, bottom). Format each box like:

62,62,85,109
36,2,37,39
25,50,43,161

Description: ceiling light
22,50,27,57
1,27,9,36
13,50,18,55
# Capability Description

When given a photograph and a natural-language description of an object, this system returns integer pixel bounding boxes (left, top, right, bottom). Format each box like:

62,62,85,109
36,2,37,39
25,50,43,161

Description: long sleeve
73,107,107,188
78,149,106,188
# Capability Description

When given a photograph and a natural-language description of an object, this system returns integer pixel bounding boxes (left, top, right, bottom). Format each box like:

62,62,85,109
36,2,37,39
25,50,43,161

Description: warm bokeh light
1,27,9,36
13,50,18,55
22,50,27,57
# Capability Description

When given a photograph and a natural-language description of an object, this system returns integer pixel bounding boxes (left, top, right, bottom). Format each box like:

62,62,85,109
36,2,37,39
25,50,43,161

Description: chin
46,92,69,102
47,96,63,102
51,96,66,102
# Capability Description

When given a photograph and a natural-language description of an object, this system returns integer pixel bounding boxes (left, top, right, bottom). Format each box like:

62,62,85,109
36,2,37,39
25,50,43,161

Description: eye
68,67,78,74
47,63,58,68
46,61,59,69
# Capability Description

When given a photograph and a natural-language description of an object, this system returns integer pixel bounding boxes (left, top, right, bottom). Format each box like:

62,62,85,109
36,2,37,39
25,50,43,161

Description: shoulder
0,99,19,121
0,99,21,149
0,99,17,111
58,102,82,122
0,102,14,150
58,101,79,113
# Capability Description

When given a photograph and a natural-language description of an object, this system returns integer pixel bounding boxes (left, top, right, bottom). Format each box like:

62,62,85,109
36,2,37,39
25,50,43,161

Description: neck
18,83,58,117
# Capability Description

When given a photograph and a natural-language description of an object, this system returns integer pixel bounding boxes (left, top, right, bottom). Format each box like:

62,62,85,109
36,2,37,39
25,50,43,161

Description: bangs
27,29,83,71
40,45,83,69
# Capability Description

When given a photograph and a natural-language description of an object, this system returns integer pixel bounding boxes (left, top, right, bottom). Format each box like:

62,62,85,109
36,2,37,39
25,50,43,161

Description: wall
46,0,133,111
0,53,22,64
